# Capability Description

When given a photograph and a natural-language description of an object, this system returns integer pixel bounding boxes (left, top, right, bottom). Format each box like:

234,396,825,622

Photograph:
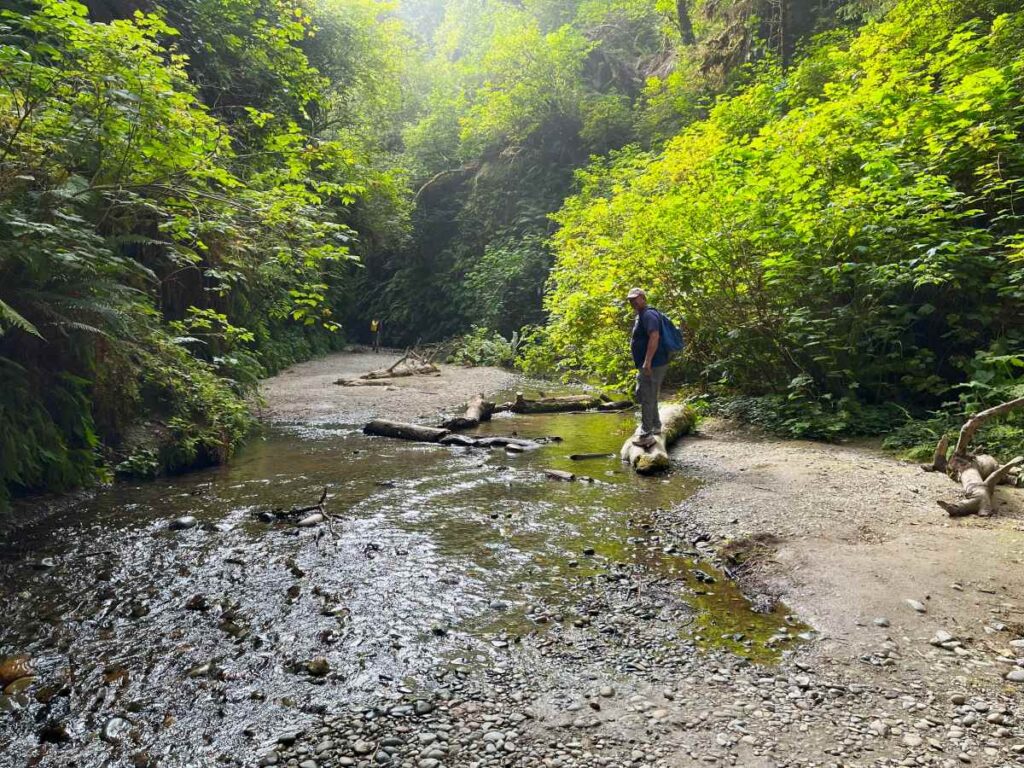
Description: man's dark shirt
631,307,668,369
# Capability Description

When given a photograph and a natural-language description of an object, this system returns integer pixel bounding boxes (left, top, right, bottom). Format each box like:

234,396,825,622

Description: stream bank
1,351,1021,768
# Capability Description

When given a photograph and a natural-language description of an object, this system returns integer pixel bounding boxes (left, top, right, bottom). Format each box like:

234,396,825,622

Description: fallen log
595,400,633,412
544,469,576,482
362,362,439,380
441,394,495,430
509,392,604,414
363,420,449,443
569,452,615,461
620,404,696,475
926,397,1024,517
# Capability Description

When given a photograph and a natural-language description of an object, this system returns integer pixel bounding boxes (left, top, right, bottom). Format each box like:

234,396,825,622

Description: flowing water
0,406,800,767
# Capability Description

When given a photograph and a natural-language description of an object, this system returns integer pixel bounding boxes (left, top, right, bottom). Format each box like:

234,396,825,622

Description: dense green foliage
367,0,857,342
532,0,1024,448
0,0,409,507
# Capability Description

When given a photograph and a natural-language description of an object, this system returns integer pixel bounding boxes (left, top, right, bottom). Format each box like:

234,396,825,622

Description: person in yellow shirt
370,318,381,352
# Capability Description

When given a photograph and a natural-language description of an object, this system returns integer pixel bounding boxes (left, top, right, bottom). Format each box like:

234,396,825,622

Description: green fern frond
0,299,43,339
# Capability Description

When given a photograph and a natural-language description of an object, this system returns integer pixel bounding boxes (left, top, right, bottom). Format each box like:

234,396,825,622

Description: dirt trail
259,347,516,425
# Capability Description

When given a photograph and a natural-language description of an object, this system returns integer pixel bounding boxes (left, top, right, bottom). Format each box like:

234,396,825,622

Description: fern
0,300,42,339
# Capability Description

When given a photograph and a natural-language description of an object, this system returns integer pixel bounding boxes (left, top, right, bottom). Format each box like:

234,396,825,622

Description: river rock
170,515,197,530
306,658,330,677
414,700,435,715
905,599,927,613
0,656,32,686
353,740,375,755
101,716,131,744
3,676,35,695
298,513,324,527
1006,669,1024,683
930,630,955,646
39,721,70,743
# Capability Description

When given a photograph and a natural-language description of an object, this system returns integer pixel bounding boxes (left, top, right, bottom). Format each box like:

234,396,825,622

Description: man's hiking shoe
632,434,657,449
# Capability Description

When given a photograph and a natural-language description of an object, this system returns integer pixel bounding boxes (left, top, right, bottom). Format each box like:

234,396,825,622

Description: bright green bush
448,326,519,368
539,0,1024,429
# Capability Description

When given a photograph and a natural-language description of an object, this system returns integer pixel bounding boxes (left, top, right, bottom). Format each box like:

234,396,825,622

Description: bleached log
934,396,1024,517
620,404,695,475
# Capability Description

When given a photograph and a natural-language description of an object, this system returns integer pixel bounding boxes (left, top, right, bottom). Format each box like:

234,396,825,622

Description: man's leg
637,371,657,437
650,365,668,432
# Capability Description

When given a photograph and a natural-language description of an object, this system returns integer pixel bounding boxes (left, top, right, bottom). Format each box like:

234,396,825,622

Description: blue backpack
656,310,685,357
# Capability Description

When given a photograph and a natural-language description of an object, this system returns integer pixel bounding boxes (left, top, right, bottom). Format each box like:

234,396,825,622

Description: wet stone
169,515,197,530
101,716,131,744
1006,669,1024,683
258,753,280,766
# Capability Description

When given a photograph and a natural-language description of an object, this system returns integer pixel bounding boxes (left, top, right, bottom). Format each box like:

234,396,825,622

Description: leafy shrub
539,0,1024,419
698,393,910,441
447,326,519,368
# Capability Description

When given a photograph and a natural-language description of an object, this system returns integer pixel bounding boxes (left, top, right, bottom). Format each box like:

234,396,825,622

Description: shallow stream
0,403,798,766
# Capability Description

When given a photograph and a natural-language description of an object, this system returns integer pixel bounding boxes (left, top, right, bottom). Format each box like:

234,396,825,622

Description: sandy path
259,348,517,425
669,418,1024,675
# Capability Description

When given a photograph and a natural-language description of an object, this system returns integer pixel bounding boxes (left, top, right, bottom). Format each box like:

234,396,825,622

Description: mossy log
619,404,695,475
509,392,605,413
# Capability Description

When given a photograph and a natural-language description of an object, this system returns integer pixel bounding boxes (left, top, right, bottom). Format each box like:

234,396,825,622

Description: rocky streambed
2,358,1022,768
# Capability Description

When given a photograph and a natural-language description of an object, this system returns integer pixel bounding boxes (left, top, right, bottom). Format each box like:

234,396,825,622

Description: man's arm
642,329,660,375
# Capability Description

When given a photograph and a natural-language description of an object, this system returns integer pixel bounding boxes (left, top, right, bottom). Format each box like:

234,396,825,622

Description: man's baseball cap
626,287,646,299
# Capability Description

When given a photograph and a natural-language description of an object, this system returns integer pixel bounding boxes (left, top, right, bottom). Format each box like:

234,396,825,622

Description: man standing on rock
627,287,668,449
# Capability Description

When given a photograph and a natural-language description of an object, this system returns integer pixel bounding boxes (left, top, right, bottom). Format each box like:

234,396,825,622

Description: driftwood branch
953,396,1024,456
932,397,1024,517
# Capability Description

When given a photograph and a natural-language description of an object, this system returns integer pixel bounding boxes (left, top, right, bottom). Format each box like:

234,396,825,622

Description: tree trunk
441,394,495,430
363,420,449,443
676,0,696,45
620,404,695,475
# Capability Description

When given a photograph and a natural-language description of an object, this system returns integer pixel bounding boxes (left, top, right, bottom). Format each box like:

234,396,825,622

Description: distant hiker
627,287,668,448
370,318,381,352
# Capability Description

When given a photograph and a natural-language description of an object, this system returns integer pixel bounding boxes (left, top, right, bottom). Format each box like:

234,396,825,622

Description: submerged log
543,469,576,482
441,394,495,430
363,420,449,443
437,433,540,450
619,404,696,475
510,392,604,414
927,397,1024,517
